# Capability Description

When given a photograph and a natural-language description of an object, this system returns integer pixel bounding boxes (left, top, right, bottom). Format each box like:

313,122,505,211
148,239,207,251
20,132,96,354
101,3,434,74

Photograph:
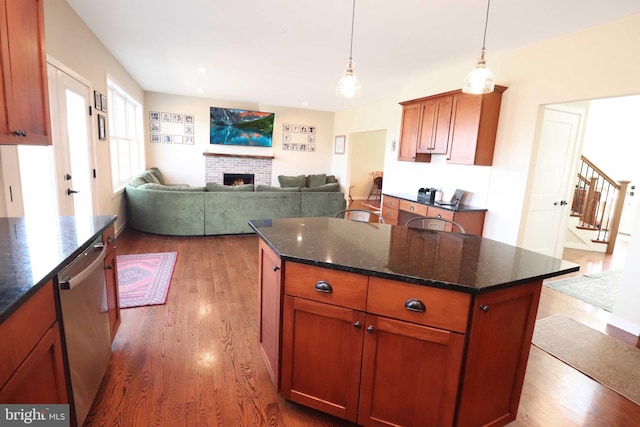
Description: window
107,78,144,193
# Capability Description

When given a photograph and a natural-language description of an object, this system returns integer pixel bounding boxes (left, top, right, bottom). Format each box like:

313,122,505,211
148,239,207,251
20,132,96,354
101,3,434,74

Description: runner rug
543,269,621,312
116,252,177,308
532,315,640,406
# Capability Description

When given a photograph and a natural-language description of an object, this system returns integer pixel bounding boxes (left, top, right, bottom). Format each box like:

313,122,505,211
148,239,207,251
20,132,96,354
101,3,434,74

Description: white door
47,63,95,216
521,106,584,257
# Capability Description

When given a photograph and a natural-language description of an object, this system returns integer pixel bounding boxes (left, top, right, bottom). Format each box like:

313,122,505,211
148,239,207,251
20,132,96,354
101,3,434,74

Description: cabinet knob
107,236,115,244
354,321,361,329
314,280,333,293
272,265,280,272
366,325,374,334
405,298,426,313
436,214,442,219
106,265,113,270
480,305,490,313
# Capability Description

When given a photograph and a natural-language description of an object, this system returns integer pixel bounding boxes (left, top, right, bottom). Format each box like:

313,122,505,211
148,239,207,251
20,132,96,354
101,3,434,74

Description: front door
47,62,95,216
521,105,584,257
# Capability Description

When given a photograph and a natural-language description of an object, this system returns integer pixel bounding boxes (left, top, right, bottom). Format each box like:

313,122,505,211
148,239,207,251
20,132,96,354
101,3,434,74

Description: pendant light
336,0,361,98
462,0,495,94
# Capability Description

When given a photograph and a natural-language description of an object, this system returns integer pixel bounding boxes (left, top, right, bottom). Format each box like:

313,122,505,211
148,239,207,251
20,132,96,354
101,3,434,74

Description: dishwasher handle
59,245,107,291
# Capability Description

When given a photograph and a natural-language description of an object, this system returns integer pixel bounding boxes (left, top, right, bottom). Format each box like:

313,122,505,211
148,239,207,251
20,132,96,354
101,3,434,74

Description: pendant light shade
462,0,495,94
336,0,361,98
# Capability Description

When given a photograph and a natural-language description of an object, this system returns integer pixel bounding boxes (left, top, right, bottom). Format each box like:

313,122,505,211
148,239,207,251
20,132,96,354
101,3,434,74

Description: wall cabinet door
358,315,465,427
0,0,51,145
281,296,365,422
397,103,423,161
417,96,453,155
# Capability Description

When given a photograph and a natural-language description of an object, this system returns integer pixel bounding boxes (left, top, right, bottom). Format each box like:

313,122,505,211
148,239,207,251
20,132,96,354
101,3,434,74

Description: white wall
43,0,144,232
333,14,640,333
144,92,336,187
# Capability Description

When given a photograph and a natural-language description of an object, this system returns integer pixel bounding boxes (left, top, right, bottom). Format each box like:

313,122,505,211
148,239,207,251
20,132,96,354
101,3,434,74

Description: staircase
567,155,630,254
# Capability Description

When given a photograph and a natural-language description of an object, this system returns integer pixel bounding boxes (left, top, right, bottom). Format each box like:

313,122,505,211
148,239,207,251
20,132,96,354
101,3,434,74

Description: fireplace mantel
203,152,275,160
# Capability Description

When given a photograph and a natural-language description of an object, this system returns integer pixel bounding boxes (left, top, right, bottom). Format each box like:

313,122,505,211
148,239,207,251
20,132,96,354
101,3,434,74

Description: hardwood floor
84,228,640,427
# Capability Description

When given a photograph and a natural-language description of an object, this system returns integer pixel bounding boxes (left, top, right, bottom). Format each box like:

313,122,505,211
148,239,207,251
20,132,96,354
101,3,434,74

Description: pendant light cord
348,0,356,60
481,0,491,50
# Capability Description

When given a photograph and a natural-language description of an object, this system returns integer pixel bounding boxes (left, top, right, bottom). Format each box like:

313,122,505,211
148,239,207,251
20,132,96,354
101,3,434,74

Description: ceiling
65,0,640,112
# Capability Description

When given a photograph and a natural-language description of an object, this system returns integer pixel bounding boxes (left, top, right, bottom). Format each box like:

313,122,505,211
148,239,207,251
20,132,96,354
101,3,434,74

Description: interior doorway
347,130,386,203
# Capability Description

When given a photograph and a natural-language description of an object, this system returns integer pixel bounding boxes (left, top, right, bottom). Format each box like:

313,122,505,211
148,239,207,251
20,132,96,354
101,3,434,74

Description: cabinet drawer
381,206,399,224
367,277,470,333
0,281,56,388
427,206,454,221
285,263,368,311
399,200,428,216
382,196,399,210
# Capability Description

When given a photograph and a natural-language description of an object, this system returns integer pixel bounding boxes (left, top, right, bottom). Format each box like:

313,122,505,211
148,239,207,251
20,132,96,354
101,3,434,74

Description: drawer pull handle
405,298,426,313
272,265,280,272
366,325,374,334
354,321,361,329
315,280,333,293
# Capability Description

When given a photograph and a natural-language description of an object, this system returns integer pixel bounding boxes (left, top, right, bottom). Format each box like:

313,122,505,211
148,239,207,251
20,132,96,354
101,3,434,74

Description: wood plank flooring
84,228,640,427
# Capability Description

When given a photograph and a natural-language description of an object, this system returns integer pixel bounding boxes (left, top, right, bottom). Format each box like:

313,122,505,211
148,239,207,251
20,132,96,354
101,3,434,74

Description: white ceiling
65,0,640,112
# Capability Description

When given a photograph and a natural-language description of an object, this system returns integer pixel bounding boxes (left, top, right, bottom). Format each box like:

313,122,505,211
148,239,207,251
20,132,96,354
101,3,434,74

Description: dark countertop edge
278,254,580,295
383,192,488,212
0,216,117,325
249,221,581,295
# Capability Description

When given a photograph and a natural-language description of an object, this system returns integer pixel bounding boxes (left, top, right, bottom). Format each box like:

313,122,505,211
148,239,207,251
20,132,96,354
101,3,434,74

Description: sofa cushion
326,175,337,184
300,183,340,192
140,183,206,192
206,182,254,192
148,167,164,184
278,174,307,188
256,184,301,192
307,173,327,187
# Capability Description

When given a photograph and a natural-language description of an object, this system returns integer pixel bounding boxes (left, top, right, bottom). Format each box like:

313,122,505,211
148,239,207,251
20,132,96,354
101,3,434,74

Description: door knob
66,189,79,195
65,174,72,180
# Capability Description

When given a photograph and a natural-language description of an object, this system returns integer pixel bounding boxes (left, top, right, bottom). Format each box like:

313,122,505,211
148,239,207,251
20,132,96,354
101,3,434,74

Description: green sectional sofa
125,168,346,236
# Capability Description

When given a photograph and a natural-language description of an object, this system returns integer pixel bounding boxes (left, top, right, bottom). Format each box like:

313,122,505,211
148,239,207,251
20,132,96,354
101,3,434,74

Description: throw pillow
278,175,306,188
148,168,163,184
308,174,327,187
256,185,301,192
206,182,254,192
300,183,340,192
326,175,338,184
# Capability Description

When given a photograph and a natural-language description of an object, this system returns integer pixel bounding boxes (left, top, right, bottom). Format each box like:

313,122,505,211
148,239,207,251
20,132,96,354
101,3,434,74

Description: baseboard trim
608,315,640,337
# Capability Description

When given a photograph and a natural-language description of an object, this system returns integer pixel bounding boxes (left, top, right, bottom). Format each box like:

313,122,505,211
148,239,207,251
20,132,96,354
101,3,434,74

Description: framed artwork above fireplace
210,107,275,147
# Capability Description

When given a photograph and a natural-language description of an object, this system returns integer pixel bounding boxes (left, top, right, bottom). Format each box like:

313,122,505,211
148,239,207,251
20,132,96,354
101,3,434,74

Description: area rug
532,315,640,406
116,252,177,308
543,269,622,312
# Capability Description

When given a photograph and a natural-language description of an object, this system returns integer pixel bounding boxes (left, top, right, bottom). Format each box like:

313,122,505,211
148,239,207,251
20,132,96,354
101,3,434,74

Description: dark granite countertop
249,217,578,294
384,192,488,212
0,215,117,324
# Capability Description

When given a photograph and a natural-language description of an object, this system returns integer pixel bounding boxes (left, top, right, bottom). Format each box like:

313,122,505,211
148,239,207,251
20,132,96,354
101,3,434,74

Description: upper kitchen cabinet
398,86,506,165
0,0,52,145
447,86,507,166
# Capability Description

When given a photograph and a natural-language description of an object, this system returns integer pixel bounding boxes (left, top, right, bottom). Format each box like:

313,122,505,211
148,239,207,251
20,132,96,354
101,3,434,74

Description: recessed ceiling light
197,88,204,94
301,101,309,106
197,67,207,73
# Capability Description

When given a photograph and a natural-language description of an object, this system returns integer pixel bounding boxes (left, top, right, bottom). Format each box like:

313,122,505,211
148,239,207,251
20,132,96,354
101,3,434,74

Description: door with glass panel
45,62,95,216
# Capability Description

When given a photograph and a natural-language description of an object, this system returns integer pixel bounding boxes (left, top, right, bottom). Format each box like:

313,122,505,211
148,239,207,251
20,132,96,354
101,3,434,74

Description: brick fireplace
204,152,274,186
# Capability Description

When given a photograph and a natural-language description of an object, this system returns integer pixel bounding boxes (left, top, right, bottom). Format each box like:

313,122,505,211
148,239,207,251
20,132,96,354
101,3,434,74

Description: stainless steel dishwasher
58,236,112,427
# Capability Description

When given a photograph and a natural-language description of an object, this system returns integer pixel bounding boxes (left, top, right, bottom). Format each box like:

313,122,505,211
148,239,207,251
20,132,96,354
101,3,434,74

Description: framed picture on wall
174,135,184,144
334,135,345,154
150,122,160,132
161,112,172,122
185,136,194,145
97,114,106,140
94,91,102,110
101,94,107,112
185,115,194,124
150,134,161,143
150,111,160,121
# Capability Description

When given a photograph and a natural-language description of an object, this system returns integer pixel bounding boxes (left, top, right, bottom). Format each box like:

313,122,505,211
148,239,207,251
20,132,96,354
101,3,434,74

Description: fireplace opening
223,173,255,186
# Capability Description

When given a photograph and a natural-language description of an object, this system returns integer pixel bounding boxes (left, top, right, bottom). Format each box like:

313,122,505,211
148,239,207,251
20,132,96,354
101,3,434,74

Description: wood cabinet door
358,315,465,427
447,94,483,165
0,324,68,404
281,296,365,422
0,0,51,145
104,247,121,342
258,239,283,388
398,103,422,161
456,282,541,427
416,100,437,153
418,97,453,154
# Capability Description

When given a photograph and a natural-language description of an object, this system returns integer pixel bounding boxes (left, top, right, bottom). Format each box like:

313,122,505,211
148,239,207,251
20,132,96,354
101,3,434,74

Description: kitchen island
249,217,578,427
0,215,117,422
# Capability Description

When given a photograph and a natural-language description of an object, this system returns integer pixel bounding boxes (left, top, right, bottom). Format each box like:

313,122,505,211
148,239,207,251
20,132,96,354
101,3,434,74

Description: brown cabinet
383,195,486,236
398,87,506,165
0,281,67,404
102,224,120,341
258,239,283,387
0,0,52,145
